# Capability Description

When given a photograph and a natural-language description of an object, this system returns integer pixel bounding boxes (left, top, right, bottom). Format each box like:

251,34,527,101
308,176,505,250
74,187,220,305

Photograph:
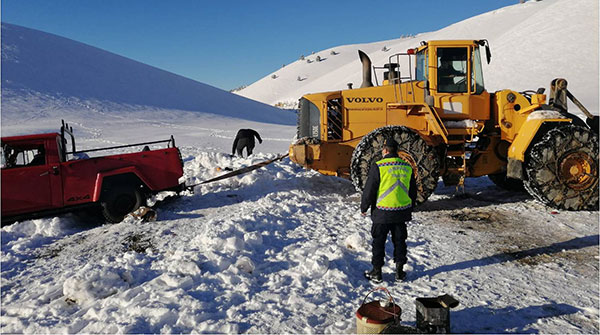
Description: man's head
382,138,398,155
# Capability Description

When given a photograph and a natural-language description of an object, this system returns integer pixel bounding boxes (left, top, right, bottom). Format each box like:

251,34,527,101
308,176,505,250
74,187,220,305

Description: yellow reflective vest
376,157,413,210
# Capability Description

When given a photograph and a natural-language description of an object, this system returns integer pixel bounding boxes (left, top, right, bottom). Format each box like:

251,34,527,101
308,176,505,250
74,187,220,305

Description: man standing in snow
232,129,262,157
361,138,417,283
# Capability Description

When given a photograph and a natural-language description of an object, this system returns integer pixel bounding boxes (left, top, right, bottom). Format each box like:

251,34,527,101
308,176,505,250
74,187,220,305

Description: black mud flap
506,158,524,180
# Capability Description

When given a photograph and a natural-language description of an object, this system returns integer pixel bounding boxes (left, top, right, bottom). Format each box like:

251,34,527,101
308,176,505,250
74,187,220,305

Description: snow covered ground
1,95,598,333
2,0,599,333
1,134,598,333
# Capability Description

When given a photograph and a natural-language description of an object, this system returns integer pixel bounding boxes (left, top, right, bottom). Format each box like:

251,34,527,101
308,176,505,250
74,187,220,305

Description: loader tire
488,172,525,191
524,125,598,210
350,126,440,205
101,186,144,223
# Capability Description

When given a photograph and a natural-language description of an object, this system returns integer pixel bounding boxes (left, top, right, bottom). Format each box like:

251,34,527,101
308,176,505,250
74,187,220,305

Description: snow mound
63,264,130,304
235,256,256,274
344,232,367,251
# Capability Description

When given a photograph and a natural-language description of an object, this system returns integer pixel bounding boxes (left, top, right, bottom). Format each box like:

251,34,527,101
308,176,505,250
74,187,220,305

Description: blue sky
2,0,518,91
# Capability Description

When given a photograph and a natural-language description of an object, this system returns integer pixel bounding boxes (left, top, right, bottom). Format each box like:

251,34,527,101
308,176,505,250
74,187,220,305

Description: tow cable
185,153,289,191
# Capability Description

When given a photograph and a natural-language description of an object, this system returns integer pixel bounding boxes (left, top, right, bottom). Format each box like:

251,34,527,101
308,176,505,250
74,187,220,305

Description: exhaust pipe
358,50,373,88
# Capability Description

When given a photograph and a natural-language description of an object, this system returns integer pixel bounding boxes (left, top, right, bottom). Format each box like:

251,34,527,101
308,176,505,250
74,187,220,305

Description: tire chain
524,125,599,210
350,126,440,204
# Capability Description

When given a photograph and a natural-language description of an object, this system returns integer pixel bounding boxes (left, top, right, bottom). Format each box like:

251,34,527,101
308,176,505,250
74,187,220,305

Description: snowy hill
1,1,598,333
237,0,599,116
1,23,295,126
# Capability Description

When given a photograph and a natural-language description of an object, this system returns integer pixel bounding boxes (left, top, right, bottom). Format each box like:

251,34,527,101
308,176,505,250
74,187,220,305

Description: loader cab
419,40,490,120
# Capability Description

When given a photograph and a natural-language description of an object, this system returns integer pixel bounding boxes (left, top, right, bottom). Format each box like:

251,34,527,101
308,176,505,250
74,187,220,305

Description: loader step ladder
444,121,483,191
446,147,467,190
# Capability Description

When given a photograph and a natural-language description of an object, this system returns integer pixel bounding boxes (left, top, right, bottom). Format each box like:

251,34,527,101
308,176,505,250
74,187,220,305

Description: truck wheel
524,125,598,210
488,172,524,191
101,186,144,223
350,126,440,205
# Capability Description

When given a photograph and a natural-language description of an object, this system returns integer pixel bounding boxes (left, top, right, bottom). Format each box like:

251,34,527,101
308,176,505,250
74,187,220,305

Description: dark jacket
360,152,418,223
232,129,262,154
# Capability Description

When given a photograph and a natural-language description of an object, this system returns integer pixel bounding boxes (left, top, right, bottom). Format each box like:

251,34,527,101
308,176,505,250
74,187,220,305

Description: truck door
1,141,55,216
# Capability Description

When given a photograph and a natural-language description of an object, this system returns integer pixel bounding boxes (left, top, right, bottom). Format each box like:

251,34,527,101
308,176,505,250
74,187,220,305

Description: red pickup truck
1,121,185,224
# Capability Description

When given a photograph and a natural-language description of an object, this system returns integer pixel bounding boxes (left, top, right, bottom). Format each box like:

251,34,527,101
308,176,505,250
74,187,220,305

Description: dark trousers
235,138,255,157
371,222,407,269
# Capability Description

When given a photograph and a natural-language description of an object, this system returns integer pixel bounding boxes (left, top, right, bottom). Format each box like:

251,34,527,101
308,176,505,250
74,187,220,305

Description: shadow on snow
410,235,599,281
453,303,582,333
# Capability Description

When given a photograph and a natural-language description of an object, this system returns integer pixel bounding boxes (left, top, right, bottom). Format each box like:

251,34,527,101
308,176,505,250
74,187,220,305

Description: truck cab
2,133,64,216
1,122,185,224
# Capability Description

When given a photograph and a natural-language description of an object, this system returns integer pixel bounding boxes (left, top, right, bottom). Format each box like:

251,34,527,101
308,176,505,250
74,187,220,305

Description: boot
395,264,406,281
364,267,383,283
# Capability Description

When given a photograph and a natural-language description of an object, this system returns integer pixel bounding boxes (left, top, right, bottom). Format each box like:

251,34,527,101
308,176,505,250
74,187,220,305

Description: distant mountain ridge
1,23,295,125
237,0,599,115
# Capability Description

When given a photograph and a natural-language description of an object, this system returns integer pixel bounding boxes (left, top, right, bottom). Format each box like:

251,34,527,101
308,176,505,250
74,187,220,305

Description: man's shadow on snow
452,303,581,333
409,234,599,281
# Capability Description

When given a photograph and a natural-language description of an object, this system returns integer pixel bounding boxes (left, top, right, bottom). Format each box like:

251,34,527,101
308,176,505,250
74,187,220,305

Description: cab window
471,46,485,94
1,142,46,168
437,47,468,93
415,49,428,82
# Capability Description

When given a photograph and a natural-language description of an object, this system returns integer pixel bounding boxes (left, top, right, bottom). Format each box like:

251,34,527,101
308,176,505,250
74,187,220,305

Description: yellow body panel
495,90,547,142
508,118,571,161
469,137,511,177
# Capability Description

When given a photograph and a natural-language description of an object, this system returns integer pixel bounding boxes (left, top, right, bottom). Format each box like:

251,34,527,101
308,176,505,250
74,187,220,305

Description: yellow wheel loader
289,40,599,210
